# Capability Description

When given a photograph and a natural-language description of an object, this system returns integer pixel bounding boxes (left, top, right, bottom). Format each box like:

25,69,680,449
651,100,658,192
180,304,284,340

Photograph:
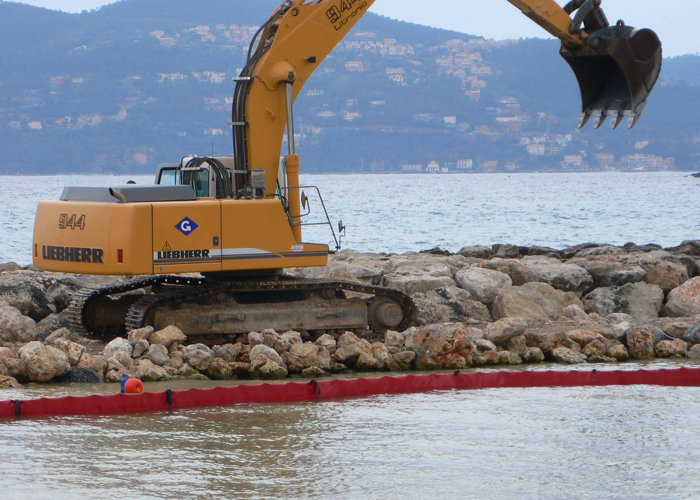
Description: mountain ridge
0,0,697,174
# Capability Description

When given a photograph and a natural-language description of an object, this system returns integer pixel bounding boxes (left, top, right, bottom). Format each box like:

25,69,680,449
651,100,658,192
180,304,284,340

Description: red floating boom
1,367,698,419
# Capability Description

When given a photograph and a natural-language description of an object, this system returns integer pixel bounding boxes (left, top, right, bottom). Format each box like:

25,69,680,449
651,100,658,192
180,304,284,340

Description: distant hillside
0,0,697,174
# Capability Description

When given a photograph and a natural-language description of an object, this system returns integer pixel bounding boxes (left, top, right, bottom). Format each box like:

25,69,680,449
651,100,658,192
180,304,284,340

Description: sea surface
0,171,698,264
1,363,699,499
0,172,699,498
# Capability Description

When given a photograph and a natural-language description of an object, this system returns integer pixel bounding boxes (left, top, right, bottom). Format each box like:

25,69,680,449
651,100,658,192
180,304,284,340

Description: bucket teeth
577,111,591,129
592,110,605,129
608,110,624,130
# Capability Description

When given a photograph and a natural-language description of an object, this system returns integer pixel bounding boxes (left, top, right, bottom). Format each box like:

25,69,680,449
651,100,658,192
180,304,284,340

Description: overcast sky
7,0,699,57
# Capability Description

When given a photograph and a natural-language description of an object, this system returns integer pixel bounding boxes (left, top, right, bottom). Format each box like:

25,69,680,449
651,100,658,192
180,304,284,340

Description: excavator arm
234,0,662,200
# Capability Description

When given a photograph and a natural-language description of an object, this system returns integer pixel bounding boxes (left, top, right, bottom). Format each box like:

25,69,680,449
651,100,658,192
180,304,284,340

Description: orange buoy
124,378,143,394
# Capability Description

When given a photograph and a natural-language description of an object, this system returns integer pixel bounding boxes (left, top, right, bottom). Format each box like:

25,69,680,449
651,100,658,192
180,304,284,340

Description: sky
6,0,699,57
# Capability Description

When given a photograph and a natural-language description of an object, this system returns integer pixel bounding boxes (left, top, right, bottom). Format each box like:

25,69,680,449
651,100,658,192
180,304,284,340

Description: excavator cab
559,0,662,129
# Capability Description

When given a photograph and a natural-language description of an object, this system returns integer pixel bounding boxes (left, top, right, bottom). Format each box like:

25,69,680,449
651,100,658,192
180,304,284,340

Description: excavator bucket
560,25,662,129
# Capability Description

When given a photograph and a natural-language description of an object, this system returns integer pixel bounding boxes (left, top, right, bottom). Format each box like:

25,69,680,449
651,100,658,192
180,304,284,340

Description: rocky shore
1,241,699,389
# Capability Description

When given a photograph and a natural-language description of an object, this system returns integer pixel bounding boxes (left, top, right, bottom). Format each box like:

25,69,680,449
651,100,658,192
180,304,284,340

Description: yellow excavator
32,0,662,343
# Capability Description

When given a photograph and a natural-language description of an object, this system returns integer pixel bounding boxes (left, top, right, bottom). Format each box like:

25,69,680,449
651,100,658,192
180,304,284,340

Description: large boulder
654,339,687,358
212,343,242,363
52,338,86,366
551,347,587,364
412,286,491,325
77,352,107,375
583,282,664,319
249,345,288,379
626,330,655,359
454,267,512,304
18,341,71,382
0,347,22,378
664,277,700,317
520,256,593,296
458,245,493,259
624,252,691,292
35,312,73,341
403,323,477,370
145,344,170,366
485,318,528,345
283,343,331,373
148,325,186,348
490,283,583,322
134,359,170,381
334,332,376,370
570,259,647,288
249,344,286,369
0,302,38,343
103,337,133,358
382,262,456,295
183,343,215,372
478,258,538,286
0,375,21,388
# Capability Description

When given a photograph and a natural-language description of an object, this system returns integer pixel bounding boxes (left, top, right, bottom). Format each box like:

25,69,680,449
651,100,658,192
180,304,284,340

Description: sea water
0,172,698,264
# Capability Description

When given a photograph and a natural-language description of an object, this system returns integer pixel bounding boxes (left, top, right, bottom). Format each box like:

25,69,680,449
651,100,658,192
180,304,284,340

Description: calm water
1,173,698,497
0,172,698,264
1,365,699,499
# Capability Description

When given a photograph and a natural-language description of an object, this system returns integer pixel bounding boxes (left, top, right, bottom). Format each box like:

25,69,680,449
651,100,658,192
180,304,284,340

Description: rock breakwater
0,241,698,387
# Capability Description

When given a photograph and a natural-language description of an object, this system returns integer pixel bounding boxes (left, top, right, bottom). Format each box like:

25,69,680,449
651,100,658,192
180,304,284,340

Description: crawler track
67,275,416,344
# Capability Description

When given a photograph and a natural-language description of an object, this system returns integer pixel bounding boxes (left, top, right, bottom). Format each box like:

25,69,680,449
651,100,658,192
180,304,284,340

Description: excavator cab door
561,23,662,129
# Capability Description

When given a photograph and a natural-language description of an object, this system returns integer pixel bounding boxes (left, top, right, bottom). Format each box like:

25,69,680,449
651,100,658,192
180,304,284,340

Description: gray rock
485,318,527,345
132,339,149,358
521,256,594,296
248,331,264,346
688,344,700,360
145,344,170,366
476,339,497,351
44,327,81,345
551,347,587,364
62,368,103,383
454,267,512,304
382,261,456,295
213,343,242,362
572,259,647,288
35,312,73,341
249,344,286,369
522,347,545,363
412,286,491,325
103,337,133,358
478,258,539,286
458,246,494,259
583,282,664,319
183,343,215,372
315,334,337,354
0,302,38,343
492,244,521,259
127,326,154,345
682,325,700,345
135,359,170,381
490,282,583,322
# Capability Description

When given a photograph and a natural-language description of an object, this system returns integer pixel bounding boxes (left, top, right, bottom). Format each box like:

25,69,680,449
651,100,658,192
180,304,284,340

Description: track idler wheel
367,296,405,333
